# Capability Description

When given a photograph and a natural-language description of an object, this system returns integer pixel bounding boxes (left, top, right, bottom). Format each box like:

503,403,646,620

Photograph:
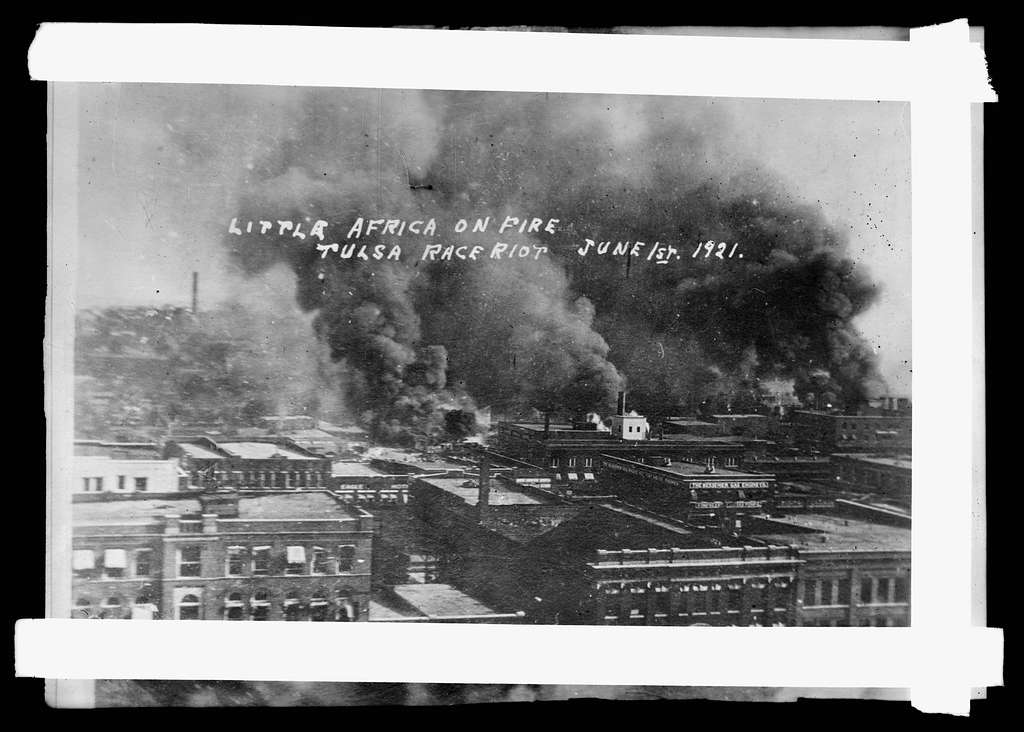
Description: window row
72,548,153,578
73,594,159,619
802,576,909,607
80,476,149,492
549,457,595,469
602,580,791,617
202,470,324,487
179,544,360,578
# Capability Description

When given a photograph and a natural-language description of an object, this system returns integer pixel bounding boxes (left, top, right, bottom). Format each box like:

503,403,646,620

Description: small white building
73,455,187,494
610,412,650,441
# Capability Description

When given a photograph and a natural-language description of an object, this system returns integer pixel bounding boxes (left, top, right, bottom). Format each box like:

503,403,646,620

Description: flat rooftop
834,454,912,471
216,441,315,460
416,477,550,506
389,584,504,618
746,513,910,552
72,492,359,523
367,448,470,472
176,442,225,460
332,461,388,478
605,456,769,481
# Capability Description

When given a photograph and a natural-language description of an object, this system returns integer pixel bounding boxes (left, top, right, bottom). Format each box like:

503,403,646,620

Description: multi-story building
746,513,910,626
832,454,912,497
71,488,374,621
597,454,776,531
791,410,912,453
408,472,803,626
164,437,332,489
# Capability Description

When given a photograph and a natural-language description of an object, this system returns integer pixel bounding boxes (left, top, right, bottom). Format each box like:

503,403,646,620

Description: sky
71,83,911,397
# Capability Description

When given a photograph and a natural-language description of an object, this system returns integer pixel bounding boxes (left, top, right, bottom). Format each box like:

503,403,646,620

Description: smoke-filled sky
73,83,910,434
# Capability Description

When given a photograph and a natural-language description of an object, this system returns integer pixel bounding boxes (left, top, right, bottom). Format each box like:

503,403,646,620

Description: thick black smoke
225,90,883,442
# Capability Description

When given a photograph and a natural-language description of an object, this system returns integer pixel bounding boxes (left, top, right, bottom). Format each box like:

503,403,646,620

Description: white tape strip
27,22,995,102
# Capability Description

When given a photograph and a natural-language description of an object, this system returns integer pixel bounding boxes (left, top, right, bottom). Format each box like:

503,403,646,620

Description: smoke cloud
224,89,885,441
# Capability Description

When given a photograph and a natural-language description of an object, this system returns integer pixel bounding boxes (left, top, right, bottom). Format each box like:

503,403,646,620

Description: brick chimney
617,390,627,416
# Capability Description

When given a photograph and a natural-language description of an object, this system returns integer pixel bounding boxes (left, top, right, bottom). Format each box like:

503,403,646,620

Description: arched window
251,589,270,621
100,596,124,619
225,592,245,620
335,590,354,622
283,590,304,621
310,588,329,622
73,597,93,619
178,594,201,620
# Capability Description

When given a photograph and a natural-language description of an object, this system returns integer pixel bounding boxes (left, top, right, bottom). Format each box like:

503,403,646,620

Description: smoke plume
225,89,884,442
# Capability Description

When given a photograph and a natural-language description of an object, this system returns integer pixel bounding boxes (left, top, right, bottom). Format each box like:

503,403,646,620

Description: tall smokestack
191,272,199,314
477,452,491,523
617,391,627,416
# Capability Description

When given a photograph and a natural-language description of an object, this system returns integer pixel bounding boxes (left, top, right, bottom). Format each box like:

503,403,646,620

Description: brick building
832,454,912,497
746,513,910,626
71,489,374,621
493,421,765,488
164,437,332,489
791,411,912,453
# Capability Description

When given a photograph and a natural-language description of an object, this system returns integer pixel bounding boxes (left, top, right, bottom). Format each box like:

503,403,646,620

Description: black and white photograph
30,22,999,714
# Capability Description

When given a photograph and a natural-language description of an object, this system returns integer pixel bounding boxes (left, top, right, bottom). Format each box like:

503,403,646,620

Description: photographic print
33,22,997,712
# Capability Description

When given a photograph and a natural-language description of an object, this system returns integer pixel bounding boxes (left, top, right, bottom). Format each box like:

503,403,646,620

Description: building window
251,590,270,621
227,547,247,576
311,547,329,575
819,579,834,606
135,477,148,492
549,457,559,468
310,589,329,621
860,578,874,605
837,578,851,606
283,590,304,621
691,588,707,614
285,546,306,575
337,545,356,573
100,597,123,619
803,580,817,607
567,457,577,468
117,475,126,491
178,546,202,578
894,577,909,603
82,477,105,492
224,592,245,620
727,587,742,612
877,578,892,604
72,549,95,577
103,548,127,579
252,546,270,575
73,597,93,619
178,594,201,620
583,457,593,468
134,549,152,578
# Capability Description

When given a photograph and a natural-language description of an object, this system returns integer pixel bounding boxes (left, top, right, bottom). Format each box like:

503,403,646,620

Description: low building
330,461,411,505
71,489,374,621
710,414,770,438
74,455,188,494
164,437,332,489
